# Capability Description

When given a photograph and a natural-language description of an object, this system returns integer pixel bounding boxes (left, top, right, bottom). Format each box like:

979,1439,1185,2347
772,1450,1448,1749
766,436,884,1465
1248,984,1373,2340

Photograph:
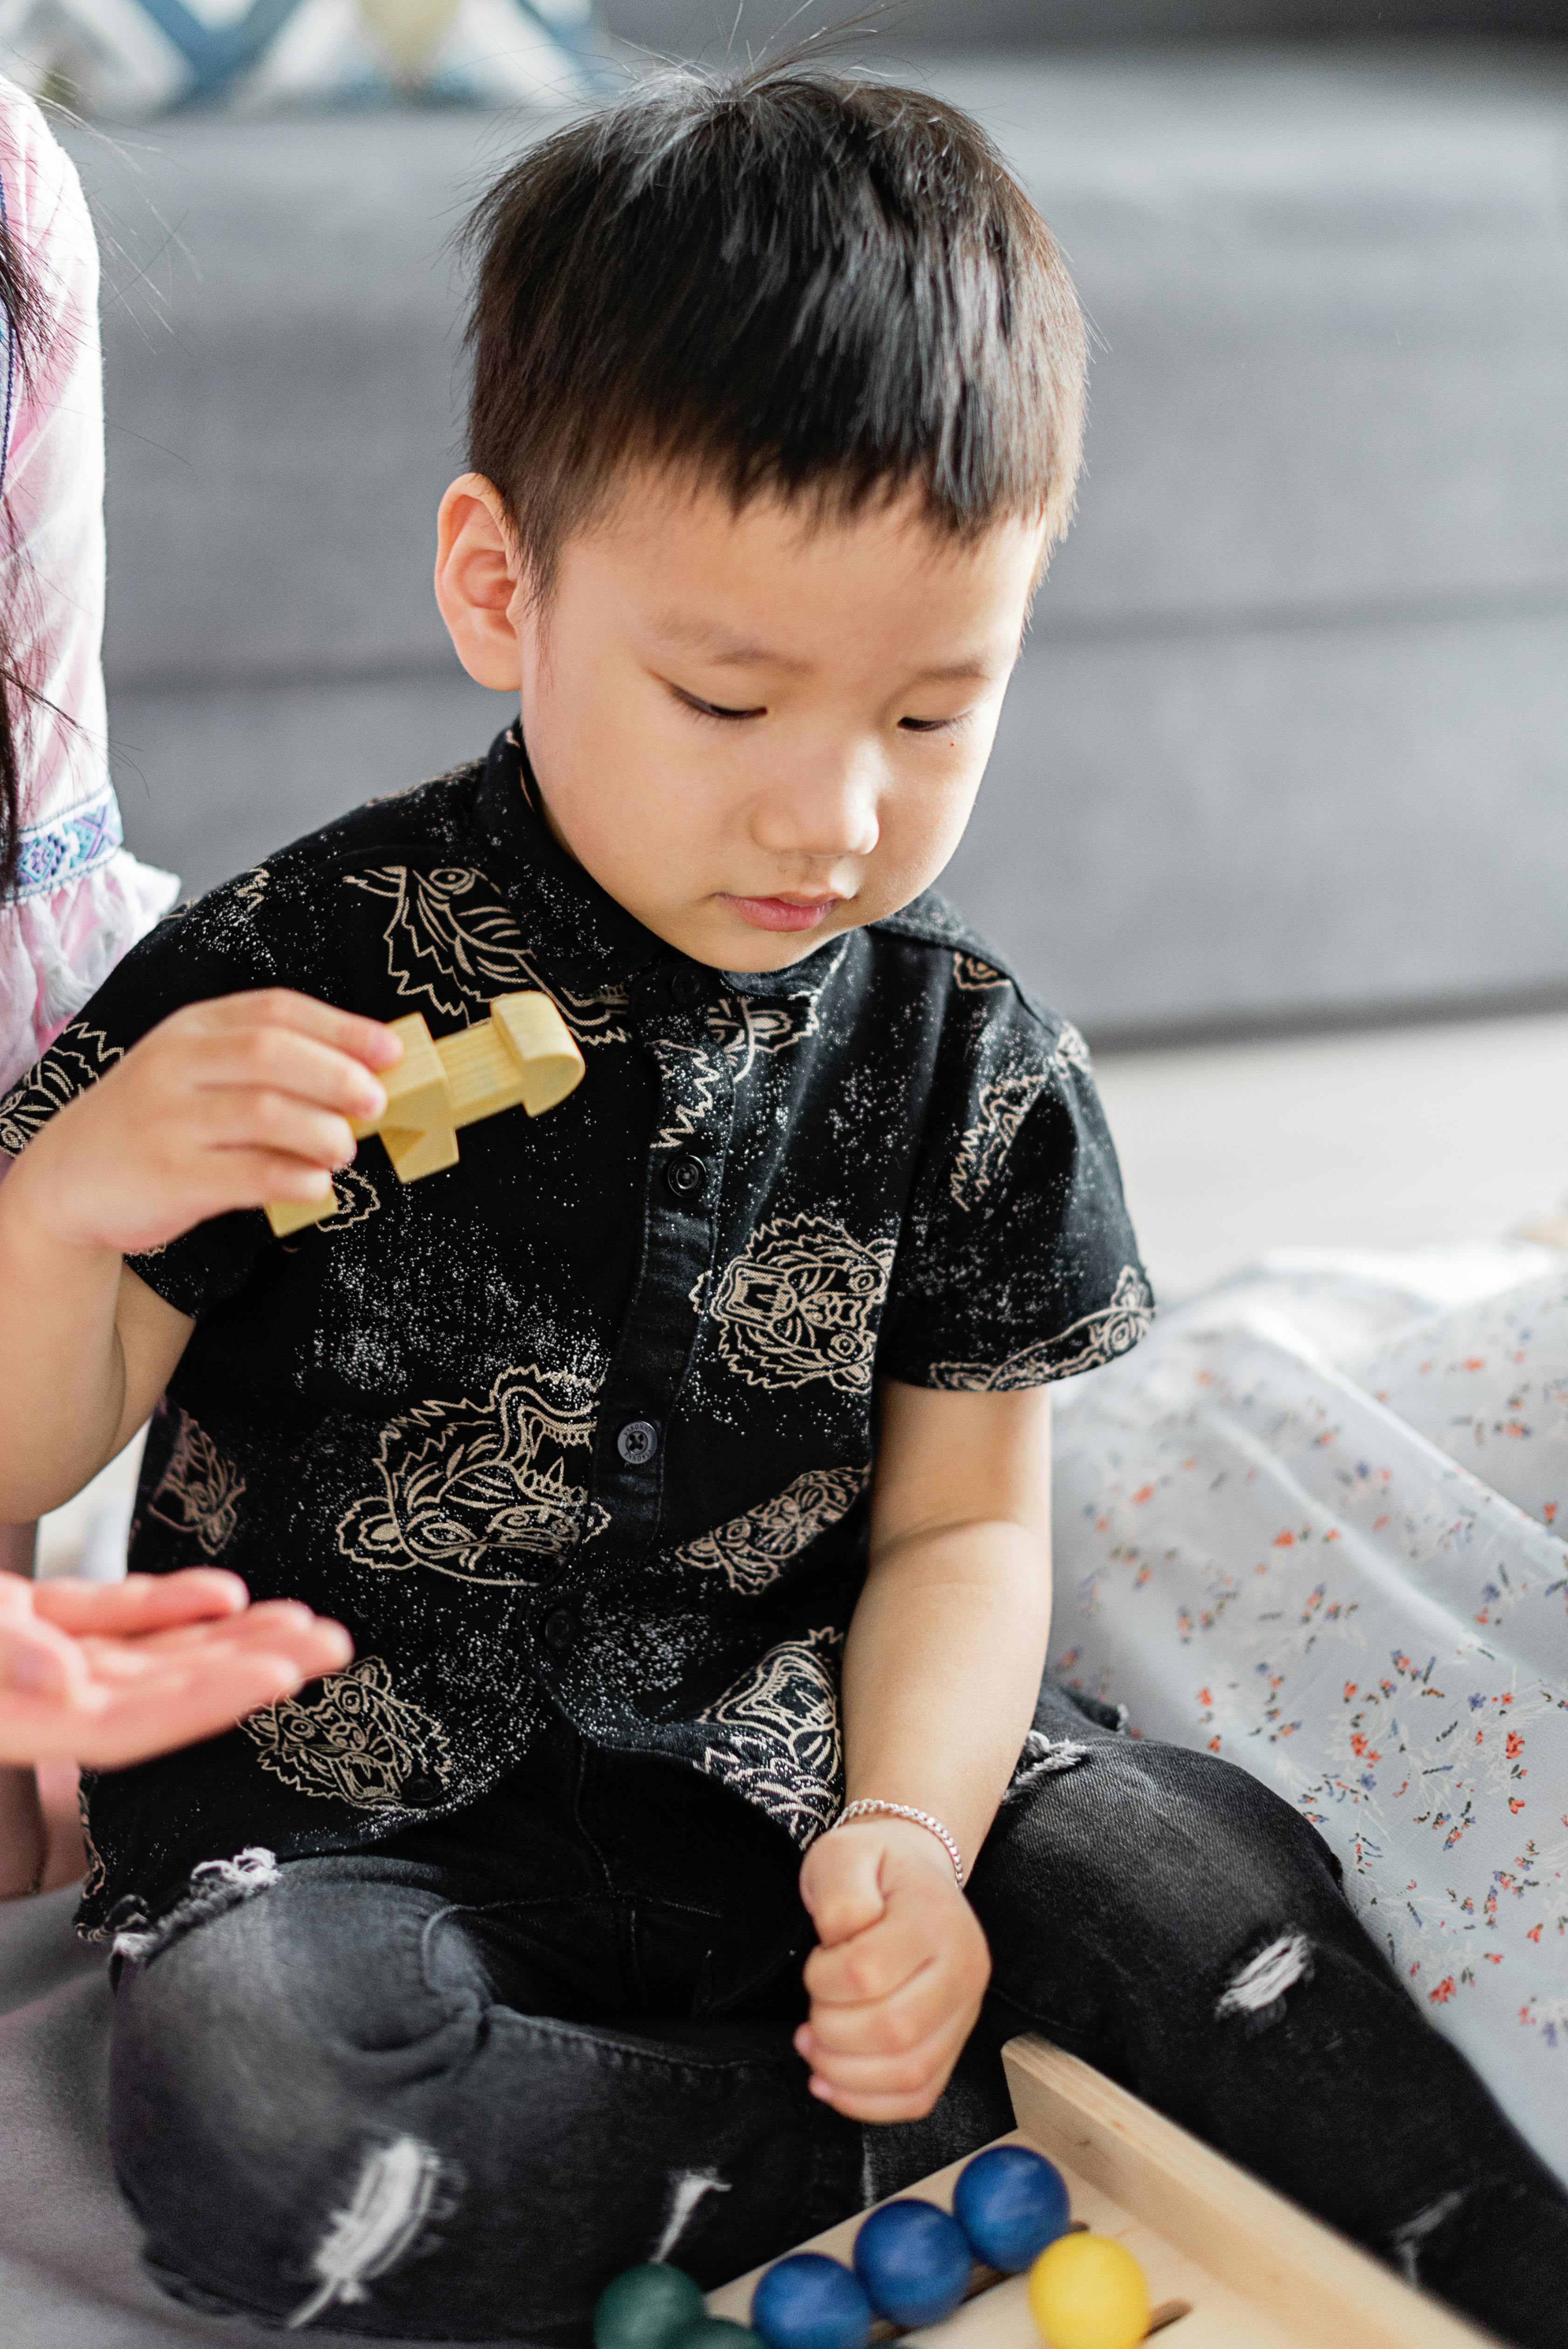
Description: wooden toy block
707,2034,1499,2349
264,992,585,1239
365,1012,459,1184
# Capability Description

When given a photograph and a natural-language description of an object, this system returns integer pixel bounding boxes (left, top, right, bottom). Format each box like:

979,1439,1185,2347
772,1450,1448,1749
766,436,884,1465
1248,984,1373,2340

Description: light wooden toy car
265,991,585,1238
708,2037,1499,2349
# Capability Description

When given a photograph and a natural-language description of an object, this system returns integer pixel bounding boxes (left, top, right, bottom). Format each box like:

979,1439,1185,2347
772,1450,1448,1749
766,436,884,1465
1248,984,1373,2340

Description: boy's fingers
804,1901,944,2005
800,2005,974,2098
194,990,403,1071
807,2073,960,2124
799,1956,957,2056
201,1090,358,1173
192,1026,390,1123
208,1150,339,1207
799,1828,888,1946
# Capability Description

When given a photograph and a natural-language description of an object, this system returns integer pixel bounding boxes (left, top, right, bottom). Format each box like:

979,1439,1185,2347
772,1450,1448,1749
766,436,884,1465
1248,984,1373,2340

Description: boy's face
435,467,1046,972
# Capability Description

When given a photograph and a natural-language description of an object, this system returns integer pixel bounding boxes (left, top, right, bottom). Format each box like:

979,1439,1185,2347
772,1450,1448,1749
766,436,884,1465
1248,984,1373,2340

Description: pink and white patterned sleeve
0,76,178,1105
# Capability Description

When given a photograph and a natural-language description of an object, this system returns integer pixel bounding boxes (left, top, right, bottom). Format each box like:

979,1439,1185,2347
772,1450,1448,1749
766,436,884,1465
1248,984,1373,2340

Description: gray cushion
66,45,1568,1033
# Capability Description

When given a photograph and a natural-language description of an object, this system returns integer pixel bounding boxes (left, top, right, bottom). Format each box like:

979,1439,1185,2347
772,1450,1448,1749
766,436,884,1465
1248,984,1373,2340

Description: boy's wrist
834,1801,967,1887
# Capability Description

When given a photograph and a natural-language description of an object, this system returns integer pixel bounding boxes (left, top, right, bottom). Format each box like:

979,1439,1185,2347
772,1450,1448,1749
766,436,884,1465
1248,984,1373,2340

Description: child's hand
0,1568,353,1766
795,1816,990,2122
4,991,403,1257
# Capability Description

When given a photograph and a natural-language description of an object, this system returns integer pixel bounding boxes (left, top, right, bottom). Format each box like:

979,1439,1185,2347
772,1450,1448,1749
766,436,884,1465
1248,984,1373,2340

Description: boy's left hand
795,1816,990,2122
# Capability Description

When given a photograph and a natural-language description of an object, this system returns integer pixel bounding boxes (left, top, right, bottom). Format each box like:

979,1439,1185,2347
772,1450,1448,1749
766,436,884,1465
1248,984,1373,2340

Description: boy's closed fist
796,1816,990,2123
4,991,403,1256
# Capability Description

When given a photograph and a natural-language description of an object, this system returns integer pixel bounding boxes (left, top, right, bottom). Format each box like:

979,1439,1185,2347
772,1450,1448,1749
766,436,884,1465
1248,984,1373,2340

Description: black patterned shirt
0,728,1151,1934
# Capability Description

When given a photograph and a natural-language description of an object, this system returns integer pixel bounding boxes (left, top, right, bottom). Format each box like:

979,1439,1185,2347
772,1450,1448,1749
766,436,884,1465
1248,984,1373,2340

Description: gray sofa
64,33,1568,1041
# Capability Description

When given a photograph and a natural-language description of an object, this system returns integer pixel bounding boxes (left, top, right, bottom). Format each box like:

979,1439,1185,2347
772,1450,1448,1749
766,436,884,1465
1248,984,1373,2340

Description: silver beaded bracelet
834,1798,966,1888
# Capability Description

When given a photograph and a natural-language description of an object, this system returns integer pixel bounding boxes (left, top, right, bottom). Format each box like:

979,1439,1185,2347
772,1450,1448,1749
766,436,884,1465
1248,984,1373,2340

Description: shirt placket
540,962,734,1674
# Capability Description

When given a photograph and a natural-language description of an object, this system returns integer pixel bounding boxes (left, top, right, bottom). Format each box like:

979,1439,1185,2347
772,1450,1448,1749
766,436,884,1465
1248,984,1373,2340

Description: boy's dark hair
463,62,1087,592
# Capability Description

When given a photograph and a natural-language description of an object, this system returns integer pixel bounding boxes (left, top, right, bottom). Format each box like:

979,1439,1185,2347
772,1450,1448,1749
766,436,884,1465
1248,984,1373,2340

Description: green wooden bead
594,2266,708,2349
679,2321,768,2349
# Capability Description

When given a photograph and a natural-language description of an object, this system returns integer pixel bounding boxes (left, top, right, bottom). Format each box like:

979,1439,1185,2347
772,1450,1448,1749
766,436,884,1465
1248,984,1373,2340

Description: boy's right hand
0,1568,353,1767
3,992,403,1257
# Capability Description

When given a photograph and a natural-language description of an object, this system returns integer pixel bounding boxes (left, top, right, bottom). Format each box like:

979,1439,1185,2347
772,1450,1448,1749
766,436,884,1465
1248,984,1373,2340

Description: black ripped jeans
108,1687,1568,2347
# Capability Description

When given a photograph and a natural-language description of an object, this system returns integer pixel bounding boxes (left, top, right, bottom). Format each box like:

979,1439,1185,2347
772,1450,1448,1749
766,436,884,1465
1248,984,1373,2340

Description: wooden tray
707,2035,1501,2349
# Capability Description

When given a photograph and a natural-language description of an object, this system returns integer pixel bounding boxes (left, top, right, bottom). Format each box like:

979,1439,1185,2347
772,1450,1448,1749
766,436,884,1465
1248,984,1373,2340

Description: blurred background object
0,0,604,117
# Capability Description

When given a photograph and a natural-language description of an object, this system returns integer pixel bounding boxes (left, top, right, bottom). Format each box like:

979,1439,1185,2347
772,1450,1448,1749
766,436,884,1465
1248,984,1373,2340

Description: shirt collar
473,725,665,998
472,723,854,1006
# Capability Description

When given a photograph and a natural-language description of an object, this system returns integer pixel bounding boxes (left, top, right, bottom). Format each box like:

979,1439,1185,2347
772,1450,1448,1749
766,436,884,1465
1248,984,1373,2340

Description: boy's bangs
463,64,1087,589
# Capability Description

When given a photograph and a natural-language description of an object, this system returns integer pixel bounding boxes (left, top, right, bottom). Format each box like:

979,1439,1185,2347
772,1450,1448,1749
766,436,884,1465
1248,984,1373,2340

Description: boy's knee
980,1735,1349,1992
108,1859,475,2322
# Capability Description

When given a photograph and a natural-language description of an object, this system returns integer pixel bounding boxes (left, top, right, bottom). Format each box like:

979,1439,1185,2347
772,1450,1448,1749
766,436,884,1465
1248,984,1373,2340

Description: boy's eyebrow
649,617,1006,686
649,616,810,672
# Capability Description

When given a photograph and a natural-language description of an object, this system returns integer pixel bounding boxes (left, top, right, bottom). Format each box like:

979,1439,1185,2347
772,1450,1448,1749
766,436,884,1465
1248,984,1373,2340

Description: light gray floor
1097,1007,1568,1298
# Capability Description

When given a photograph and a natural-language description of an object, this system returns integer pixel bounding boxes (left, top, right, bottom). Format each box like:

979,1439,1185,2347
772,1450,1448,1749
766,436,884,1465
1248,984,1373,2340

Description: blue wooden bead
952,2146,1071,2273
852,2200,972,2328
752,2253,872,2349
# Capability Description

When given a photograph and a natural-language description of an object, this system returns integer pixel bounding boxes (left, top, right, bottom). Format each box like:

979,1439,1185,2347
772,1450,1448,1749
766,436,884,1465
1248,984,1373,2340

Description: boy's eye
899,714,965,734
671,686,767,723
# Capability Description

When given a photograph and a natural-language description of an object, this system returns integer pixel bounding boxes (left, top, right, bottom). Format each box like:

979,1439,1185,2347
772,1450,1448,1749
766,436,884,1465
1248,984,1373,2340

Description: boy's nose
750,750,882,863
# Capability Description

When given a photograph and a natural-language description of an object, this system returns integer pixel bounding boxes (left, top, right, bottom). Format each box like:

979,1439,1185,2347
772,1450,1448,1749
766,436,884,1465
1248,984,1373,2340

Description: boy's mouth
720,893,844,934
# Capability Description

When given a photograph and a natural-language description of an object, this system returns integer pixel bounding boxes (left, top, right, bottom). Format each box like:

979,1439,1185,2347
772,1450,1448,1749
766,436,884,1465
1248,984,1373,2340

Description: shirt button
401,1772,445,1808
543,1607,577,1656
617,1419,660,1466
666,1153,706,1201
670,968,705,1007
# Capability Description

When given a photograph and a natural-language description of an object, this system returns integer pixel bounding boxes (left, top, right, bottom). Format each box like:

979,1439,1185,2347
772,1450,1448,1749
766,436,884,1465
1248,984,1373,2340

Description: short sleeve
878,991,1153,1391
0,868,287,1317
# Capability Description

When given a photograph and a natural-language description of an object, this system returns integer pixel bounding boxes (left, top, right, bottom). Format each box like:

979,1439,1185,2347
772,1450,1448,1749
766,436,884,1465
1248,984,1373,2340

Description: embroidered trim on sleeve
928,1266,1154,1391
0,1023,124,1154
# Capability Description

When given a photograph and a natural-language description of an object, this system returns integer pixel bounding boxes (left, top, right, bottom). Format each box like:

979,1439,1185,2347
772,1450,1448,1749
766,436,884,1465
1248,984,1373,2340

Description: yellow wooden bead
1026,2233,1150,2349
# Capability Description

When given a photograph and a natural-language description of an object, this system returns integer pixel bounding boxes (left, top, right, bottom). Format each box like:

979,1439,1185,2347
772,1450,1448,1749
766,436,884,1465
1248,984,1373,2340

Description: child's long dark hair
0,176,39,902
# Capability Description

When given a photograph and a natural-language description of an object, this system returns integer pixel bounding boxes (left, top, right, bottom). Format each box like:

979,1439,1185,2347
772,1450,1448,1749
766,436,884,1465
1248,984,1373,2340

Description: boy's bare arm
0,991,400,1519
842,1380,1053,1857
0,1236,192,1520
796,1379,1053,2122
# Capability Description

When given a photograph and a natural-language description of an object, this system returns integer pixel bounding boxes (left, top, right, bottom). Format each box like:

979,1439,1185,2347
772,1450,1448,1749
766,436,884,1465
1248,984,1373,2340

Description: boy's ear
434,475,528,692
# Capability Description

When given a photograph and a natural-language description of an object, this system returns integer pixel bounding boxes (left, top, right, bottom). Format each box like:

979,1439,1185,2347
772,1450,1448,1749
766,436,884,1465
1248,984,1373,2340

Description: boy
0,62,1563,2347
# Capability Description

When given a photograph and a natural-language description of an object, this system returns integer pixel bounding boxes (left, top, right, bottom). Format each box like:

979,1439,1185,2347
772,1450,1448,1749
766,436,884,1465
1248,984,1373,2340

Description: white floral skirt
1051,1240,1568,2188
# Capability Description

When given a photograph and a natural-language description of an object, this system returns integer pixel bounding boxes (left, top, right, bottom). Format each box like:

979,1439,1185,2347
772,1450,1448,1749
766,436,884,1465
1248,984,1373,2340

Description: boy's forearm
840,1520,1052,1876
0,1175,129,1517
